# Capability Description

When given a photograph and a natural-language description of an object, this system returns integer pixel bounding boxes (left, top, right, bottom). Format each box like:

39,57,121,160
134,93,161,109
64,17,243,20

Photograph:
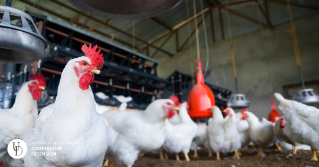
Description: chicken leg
164,152,169,160
208,148,213,157
193,148,198,158
108,161,114,167
175,154,180,161
256,148,263,156
292,145,297,154
216,152,221,161
275,143,282,152
310,148,318,161
102,160,108,166
159,150,164,160
232,150,240,159
184,153,190,161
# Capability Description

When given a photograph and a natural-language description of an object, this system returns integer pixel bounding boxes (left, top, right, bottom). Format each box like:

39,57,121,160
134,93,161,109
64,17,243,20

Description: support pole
6,0,12,7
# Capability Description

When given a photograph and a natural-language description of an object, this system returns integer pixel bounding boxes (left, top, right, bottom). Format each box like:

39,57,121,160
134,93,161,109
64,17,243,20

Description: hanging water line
186,0,195,86
200,0,210,75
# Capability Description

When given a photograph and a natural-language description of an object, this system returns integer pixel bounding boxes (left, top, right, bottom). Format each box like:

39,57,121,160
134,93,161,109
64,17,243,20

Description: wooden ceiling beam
68,13,79,25
221,7,268,28
149,17,172,30
254,0,273,29
151,32,175,58
17,0,134,49
268,0,319,11
48,0,172,57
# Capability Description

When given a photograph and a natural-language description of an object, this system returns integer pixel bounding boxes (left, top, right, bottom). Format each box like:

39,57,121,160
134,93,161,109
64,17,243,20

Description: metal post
6,0,12,7
298,66,305,89
234,77,238,94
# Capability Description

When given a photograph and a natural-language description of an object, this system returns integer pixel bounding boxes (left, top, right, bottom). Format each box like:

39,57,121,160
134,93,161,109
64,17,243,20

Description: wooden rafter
254,0,273,29
81,17,90,29
17,0,134,49
179,12,210,52
221,7,268,28
149,17,172,30
68,13,79,25
151,32,175,58
218,7,225,40
48,0,173,57
268,0,319,11
139,0,254,53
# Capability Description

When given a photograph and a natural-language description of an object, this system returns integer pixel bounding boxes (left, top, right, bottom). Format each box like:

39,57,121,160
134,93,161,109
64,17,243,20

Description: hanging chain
200,0,210,74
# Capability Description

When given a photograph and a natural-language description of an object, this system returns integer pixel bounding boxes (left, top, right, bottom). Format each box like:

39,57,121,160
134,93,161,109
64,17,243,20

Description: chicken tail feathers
274,93,285,102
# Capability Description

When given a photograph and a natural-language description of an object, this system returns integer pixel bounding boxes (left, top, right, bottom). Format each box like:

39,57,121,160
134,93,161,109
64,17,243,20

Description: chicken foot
216,152,221,161
159,150,164,160
256,148,263,156
193,148,198,158
292,145,297,155
108,161,114,167
102,160,108,166
275,143,282,152
208,148,213,157
164,151,169,159
310,148,318,161
232,150,240,159
184,153,190,161
176,154,180,161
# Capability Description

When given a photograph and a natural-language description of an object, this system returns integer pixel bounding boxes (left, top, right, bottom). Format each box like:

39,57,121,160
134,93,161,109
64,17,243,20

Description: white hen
241,111,275,156
22,44,109,167
162,103,197,161
0,73,46,159
274,93,319,161
102,99,176,160
208,106,241,160
191,120,211,158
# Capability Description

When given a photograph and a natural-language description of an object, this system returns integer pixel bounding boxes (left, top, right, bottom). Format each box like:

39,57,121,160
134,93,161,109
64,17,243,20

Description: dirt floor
111,146,319,167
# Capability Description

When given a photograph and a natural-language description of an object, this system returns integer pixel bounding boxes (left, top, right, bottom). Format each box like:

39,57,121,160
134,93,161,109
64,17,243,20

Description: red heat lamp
268,98,281,123
188,60,215,118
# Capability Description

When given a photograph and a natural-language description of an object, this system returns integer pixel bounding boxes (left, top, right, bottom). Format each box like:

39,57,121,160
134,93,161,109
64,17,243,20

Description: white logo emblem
7,139,27,159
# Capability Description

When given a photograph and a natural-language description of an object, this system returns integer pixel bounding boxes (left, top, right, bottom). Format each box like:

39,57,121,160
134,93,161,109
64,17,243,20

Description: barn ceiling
1,0,319,59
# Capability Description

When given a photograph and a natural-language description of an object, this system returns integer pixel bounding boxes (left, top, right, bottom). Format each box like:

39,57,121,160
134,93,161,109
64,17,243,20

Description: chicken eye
33,81,37,85
82,62,87,66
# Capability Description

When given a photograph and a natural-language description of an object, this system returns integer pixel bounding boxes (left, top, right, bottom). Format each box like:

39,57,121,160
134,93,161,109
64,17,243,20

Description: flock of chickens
0,43,318,167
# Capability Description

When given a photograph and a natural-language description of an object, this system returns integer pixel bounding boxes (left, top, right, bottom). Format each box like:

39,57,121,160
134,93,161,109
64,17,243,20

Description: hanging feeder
0,4,48,63
66,0,183,20
292,89,319,105
188,60,215,118
227,94,250,109
268,98,281,123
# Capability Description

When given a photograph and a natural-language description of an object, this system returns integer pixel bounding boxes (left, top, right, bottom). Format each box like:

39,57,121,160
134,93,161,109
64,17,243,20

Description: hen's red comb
241,108,248,114
82,44,104,70
30,72,46,87
169,95,180,106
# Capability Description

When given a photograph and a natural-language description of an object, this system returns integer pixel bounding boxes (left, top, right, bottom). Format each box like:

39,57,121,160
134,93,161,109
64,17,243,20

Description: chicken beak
172,107,180,110
91,68,100,75
39,86,45,90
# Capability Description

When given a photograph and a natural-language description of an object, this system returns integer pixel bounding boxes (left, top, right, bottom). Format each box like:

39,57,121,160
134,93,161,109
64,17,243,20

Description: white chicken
162,102,197,161
113,95,132,111
207,106,241,160
274,93,319,161
191,119,211,158
227,108,251,149
102,98,177,164
22,44,109,167
273,117,297,154
240,110,275,156
0,72,46,157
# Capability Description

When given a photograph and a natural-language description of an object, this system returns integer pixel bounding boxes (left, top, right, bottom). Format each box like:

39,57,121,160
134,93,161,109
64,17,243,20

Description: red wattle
28,84,42,100
79,73,94,90
166,110,175,119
